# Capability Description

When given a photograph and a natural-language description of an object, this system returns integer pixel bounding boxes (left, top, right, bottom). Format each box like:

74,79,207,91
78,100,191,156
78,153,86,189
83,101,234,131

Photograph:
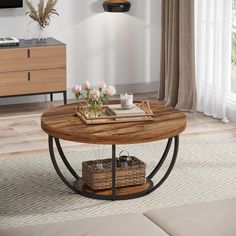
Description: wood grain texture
0,48,27,73
74,179,152,196
0,68,66,96
29,46,66,71
0,42,66,98
41,101,187,145
0,46,66,73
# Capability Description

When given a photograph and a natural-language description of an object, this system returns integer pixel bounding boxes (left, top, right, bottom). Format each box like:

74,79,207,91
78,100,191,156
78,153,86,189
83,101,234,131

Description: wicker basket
82,157,146,190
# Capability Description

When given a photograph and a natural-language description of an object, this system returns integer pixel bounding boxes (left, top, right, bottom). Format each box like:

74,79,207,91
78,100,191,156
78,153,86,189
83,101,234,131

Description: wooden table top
41,102,186,145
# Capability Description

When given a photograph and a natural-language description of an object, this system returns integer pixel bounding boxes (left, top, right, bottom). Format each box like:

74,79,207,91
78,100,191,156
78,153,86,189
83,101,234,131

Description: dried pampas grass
25,0,59,29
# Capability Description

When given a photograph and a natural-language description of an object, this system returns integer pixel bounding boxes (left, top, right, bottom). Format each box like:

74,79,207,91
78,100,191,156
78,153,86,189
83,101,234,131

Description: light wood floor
0,94,235,158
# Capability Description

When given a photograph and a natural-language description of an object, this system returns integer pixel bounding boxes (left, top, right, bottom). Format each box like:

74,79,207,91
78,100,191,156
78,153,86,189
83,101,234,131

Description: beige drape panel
159,0,196,112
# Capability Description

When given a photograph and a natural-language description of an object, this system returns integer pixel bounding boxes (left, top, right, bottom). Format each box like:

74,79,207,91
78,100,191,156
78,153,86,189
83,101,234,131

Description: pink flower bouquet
72,81,116,117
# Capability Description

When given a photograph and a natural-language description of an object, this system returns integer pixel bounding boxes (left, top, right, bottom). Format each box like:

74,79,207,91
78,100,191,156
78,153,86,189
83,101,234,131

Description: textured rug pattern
0,136,236,229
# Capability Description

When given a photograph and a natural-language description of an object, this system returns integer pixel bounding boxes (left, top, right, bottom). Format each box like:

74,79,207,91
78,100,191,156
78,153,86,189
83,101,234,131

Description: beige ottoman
144,198,236,236
0,213,168,236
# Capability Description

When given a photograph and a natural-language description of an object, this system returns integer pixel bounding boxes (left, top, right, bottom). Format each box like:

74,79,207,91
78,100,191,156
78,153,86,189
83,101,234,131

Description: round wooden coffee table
41,101,186,201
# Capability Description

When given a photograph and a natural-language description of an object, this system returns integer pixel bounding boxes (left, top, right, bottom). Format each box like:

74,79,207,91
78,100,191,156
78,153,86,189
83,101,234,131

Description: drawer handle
28,72,31,81
27,49,31,58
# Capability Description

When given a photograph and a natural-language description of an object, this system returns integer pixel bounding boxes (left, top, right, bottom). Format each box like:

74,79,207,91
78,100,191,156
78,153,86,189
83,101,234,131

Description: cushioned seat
144,198,236,236
2,198,236,236
0,213,169,236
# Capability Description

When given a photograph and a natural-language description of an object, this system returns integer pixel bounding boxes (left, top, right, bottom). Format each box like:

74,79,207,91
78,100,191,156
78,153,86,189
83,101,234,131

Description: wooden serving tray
75,101,154,125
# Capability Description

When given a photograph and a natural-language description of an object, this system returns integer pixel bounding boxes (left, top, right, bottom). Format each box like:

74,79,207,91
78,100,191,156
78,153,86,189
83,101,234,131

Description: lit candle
120,93,133,109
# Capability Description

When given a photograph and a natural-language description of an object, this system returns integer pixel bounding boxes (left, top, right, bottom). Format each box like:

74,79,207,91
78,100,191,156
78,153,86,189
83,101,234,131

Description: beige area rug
0,135,236,229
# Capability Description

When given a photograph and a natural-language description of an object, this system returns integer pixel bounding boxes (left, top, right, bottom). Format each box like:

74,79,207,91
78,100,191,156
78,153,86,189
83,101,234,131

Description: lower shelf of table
73,178,153,197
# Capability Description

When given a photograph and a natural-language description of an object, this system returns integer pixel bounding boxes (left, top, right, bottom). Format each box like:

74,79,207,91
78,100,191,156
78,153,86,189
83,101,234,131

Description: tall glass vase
36,25,47,43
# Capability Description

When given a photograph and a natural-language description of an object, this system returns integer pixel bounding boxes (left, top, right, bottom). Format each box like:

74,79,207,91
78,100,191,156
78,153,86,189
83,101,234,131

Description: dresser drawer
0,68,66,96
0,45,66,72
0,48,29,72
30,46,66,70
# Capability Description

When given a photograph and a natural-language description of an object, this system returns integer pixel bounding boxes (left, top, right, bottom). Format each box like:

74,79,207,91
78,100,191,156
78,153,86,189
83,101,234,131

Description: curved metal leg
112,145,116,200
147,138,173,179
55,138,79,179
146,136,179,194
49,136,80,193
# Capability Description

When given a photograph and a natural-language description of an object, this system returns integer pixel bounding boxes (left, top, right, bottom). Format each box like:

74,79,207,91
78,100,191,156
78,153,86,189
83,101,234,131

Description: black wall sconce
103,0,131,13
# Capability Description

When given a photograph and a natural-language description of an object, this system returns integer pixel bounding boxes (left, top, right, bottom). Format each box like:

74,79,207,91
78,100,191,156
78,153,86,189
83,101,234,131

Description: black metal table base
48,135,179,201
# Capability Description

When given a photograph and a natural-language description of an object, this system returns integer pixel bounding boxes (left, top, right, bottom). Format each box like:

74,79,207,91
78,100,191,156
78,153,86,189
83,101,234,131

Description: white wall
0,0,161,104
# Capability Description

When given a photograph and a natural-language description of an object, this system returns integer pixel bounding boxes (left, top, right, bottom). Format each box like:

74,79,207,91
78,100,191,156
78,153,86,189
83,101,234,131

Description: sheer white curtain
195,0,231,122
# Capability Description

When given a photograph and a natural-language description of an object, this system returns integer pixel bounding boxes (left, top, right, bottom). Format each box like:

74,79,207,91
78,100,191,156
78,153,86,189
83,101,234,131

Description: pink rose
98,81,107,92
105,85,116,97
72,85,82,95
89,89,100,100
81,81,90,90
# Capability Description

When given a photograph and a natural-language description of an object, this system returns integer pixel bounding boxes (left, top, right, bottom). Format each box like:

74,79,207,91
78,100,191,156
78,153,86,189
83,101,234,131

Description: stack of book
106,104,148,121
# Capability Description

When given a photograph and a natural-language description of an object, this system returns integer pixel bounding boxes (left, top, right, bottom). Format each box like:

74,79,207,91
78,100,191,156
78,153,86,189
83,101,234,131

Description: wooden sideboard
0,37,67,104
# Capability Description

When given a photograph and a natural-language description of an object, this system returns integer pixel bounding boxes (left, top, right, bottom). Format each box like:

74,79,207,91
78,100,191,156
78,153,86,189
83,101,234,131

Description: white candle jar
120,93,133,109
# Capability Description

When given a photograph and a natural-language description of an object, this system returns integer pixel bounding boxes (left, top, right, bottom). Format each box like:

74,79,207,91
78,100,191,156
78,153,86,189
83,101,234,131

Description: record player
0,37,19,47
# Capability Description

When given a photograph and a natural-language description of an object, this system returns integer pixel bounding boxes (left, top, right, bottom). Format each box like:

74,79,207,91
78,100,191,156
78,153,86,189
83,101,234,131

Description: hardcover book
105,104,149,121
106,104,146,117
